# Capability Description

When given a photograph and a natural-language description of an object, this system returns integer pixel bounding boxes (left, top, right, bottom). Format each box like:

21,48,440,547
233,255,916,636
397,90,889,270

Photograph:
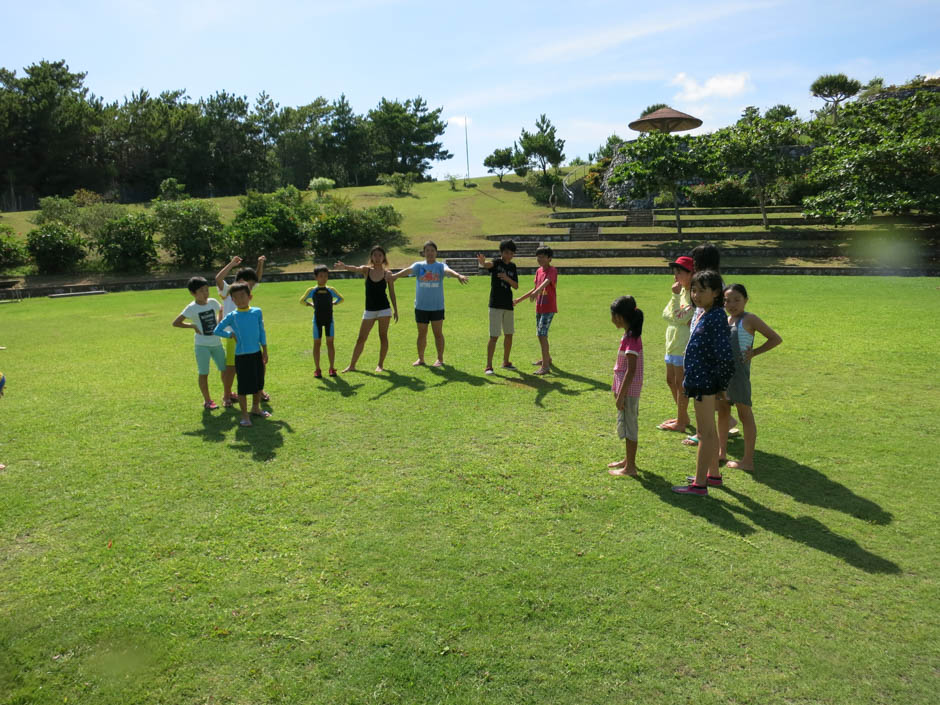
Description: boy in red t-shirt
513,246,558,375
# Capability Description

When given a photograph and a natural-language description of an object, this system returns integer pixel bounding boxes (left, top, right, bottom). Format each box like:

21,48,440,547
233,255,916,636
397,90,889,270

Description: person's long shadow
636,470,758,537
318,374,365,397
426,364,496,389
229,417,294,462
183,408,240,444
743,449,893,525
358,368,426,400
721,486,900,574
505,364,610,407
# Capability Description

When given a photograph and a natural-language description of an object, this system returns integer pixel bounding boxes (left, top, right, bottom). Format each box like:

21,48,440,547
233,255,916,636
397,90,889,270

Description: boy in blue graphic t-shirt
389,240,468,367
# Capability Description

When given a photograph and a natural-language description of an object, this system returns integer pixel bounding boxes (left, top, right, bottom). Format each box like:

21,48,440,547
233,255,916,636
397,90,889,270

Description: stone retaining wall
2,265,935,300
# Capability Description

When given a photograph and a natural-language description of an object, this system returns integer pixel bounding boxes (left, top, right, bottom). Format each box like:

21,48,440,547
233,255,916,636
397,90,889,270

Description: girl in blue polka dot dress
672,270,734,496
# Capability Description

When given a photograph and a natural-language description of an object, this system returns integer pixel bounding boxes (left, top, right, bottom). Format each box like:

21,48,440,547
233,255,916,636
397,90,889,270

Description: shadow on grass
230,416,294,462
503,364,610,407
721,486,900,574
426,364,496,389
638,469,900,574
318,374,365,397
357,368,427,400
745,449,893,525
183,408,241,443
492,181,525,193
636,470,757,537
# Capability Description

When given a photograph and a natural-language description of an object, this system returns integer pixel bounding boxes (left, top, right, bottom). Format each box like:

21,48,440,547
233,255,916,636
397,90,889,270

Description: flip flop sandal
252,410,272,418
681,435,699,446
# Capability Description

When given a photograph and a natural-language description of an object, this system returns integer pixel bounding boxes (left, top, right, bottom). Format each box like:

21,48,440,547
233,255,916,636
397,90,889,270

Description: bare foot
412,359,425,366
342,365,355,373
609,466,638,477
0,464,5,471
532,360,542,366
375,365,384,372
607,459,626,468
432,360,444,367
657,420,687,432
726,460,754,471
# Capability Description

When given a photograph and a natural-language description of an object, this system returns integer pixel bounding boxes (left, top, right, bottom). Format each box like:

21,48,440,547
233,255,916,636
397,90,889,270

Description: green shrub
157,178,189,201
308,203,405,257
232,188,316,249
26,222,87,273
154,199,226,268
688,177,756,207
30,196,79,228
70,188,104,207
76,203,128,237
378,172,417,196
768,174,824,206
225,217,278,261
654,191,677,208
94,212,159,271
307,177,335,198
523,171,562,205
0,225,28,271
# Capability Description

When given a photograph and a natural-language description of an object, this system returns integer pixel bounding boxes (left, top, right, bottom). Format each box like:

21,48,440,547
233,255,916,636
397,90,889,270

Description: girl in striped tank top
718,283,782,471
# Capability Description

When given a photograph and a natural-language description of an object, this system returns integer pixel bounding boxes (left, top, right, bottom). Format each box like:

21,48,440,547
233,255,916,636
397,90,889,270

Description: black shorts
235,351,265,396
414,308,445,324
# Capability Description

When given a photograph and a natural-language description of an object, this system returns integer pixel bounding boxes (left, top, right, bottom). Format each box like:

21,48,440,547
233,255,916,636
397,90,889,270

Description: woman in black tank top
335,245,398,372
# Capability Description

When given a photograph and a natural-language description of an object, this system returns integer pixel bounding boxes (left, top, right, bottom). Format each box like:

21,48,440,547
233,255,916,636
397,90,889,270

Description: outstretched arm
442,265,469,284
334,261,369,275
387,265,413,281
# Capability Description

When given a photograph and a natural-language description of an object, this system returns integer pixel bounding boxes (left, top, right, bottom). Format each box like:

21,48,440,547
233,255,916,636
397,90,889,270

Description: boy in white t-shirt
172,276,226,409
215,254,266,406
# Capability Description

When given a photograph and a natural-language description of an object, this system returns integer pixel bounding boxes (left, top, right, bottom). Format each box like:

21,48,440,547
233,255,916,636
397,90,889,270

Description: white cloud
671,72,754,101
927,69,940,79
522,1,780,64
447,116,472,128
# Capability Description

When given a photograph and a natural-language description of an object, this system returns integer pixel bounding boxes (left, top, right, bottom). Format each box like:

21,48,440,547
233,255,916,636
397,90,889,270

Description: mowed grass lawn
0,274,937,704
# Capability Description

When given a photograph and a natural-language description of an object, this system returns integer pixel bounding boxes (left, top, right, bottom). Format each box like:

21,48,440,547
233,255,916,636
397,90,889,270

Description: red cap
670,256,693,272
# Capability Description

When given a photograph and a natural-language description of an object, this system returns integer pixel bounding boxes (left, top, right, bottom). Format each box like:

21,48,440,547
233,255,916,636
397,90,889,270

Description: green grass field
1,274,937,703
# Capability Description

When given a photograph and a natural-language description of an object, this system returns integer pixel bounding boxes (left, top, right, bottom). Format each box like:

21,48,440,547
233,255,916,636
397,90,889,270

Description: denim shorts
664,354,685,367
536,313,554,337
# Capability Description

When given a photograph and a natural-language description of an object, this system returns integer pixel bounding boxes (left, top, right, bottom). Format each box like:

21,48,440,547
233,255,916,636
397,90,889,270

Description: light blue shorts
196,344,227,376
665,354,685,367
536,312,554,337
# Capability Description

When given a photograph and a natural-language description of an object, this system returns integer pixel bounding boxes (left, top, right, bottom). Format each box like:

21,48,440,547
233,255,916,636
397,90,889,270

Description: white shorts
488,308,515,337
362,308,393,320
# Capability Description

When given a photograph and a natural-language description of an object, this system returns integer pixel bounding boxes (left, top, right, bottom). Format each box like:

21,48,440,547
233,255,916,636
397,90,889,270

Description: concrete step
443,258,484,275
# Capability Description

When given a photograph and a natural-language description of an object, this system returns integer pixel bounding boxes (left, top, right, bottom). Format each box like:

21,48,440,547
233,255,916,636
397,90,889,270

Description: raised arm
744,314,782,362
255,255,266,282
476,253,494,269
215,256,242,291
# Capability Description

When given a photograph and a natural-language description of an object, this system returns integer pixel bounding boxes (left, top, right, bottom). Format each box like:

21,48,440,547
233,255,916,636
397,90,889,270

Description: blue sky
3,0,939,180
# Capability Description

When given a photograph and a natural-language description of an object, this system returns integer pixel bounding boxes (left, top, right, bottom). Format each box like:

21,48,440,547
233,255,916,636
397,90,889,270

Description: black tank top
364,270,390,311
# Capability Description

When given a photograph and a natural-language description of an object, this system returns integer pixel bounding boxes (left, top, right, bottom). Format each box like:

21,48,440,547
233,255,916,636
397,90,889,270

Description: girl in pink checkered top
608,296,644,477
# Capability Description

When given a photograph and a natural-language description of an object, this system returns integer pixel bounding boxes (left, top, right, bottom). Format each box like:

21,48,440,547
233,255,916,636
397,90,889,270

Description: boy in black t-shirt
476,240,519,374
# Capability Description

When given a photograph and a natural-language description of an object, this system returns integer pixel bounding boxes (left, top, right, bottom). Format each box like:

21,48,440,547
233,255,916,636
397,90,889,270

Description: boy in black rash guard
477,240,519,374
300,265,344,378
